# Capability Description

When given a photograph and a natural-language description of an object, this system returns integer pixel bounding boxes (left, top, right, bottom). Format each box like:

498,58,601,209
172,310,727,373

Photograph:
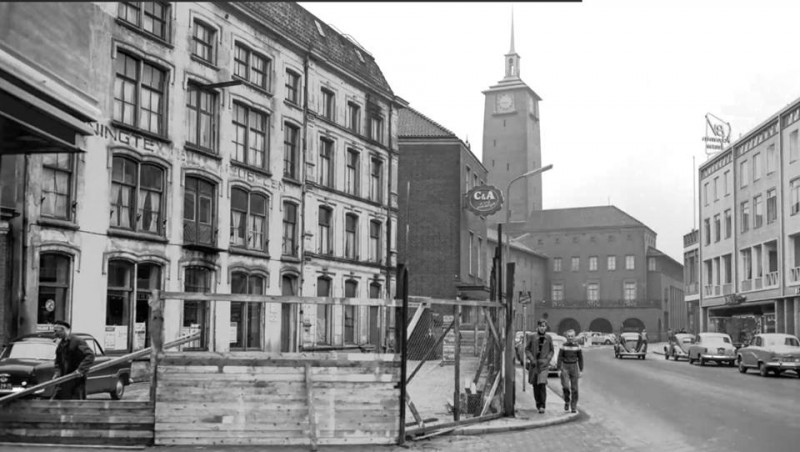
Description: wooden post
504,263,515,416
305,363,319,451
149,289,163,404
453,303,461,421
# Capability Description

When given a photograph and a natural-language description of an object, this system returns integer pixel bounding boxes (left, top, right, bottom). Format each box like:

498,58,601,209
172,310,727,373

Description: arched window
111,157,166,234
230,188,268,252
105,260,161,351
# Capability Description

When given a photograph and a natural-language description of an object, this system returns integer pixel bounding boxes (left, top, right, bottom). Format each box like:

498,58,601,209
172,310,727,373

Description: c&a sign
465,185,503,216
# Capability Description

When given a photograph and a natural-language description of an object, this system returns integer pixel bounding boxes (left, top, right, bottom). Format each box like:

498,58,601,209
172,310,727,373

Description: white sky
300,0,800,262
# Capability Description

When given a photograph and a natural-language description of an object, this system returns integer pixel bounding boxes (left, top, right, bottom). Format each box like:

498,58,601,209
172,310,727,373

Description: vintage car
0,332,131,399
736,333,800,377
514,331,566,376
614,332,647,359
687,332,736,366
664,333,696,361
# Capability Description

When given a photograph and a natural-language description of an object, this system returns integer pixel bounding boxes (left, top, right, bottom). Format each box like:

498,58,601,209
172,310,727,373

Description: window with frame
753,152,762,181
714,214,721,242
713,176,719,201
230,271,265,350
571,257,579,272
318,138,333,187
623,281,636,302
230,188,268,252
477,237,483,278
318,206,332,255
648,257,657,271
321,88,335,120
232,103,268,169
791,178,800,215
344,280,358,344
703,218,710,245
114,52,166,135
369,114,383,143
191,20,215,64
740,200,750,232
282,201,298,256
233,43,269,90
766,188,777,223
183,176,216,246
111,157,165,235
588,256,598,271
766,145,776,174
551,283,564,303
369,220,381,263
348,102,361,134
38,253,71,325
316,277,332,345
41,153,74,220
345,213,358,260
625,255,635,270
724,170,731,195
553,257,562,272
607,255,616,271
117,1,170,41
703,182,709,206
741,248,752,280
724,209,732,238
285,69,300,104
186,83,217,152
370,157,383,202
283,122,299,179
740,160,749,188
753,195,763,228
346,149,360,196
106,260,160,352
183,266,211,349
586,282,599,304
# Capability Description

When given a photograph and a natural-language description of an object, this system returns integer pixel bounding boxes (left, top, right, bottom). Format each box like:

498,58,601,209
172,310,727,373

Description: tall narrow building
482,13,543,225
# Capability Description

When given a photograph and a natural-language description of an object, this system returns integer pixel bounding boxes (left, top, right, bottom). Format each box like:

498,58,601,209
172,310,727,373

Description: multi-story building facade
696,97,800,340
0,2,401,353
683,228,701,333
397,106,491,324
515,206,683,340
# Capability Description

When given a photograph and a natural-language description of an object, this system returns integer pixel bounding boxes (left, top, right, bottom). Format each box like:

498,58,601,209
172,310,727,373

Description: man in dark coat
52,320,95,400
525,319,554,413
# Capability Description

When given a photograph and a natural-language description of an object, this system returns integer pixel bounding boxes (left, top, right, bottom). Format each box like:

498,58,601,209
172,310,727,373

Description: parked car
614,332,646,359
592,333,616,346
687,332,736,366
0,332,131,399
736,333,800,377
664,333,696,361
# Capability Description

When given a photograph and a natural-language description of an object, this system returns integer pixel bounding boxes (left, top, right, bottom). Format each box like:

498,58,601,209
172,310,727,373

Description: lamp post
501,163,552,416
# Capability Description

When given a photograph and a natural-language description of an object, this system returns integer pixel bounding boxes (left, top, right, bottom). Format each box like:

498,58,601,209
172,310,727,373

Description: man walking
557,329,583,413
525,319,553,413
52,320,95,400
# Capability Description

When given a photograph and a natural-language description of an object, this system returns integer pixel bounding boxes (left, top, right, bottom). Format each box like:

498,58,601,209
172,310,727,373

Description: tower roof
509,8,516,54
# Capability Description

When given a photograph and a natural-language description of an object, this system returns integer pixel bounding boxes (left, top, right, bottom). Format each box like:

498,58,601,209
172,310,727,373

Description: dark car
0,332,131,399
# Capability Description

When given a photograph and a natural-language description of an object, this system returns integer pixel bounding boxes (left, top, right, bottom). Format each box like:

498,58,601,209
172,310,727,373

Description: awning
0,78,95,154
707,299,775,316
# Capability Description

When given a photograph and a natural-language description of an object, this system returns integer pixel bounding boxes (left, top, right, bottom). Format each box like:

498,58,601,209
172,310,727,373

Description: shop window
111,157,165,234
41,153,74,220
183,266,212,350
230,271,265,351
105,260,159,352
343,280,358,344
37,253,71,326
280,273,298,352
316,277,332,345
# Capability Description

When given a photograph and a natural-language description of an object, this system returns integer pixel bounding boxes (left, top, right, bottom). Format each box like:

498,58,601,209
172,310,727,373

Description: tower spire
504,7,520,79
509,7,515,54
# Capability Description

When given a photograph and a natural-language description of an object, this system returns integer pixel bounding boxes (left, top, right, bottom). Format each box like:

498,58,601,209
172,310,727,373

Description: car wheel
738,358,747,373
759,363,769,377
605,340,612,345
110,376,126,400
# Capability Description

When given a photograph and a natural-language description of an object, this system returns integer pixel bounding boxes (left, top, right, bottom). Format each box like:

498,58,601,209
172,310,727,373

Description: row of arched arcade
556,317,646,335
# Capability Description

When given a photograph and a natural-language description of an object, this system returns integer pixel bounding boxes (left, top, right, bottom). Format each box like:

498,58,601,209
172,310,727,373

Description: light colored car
592,333,616,345
736,333,800,377
687,332,736,366
614,332,646,359
664,333,696,361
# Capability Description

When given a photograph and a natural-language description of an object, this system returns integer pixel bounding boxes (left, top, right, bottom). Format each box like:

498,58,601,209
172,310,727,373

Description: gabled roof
525,206,653,233
398,106,458,139
236,2,392,95
486,228,548,259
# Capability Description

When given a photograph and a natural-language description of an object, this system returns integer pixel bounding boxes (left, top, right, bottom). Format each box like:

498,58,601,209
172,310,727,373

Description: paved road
2,346,797,452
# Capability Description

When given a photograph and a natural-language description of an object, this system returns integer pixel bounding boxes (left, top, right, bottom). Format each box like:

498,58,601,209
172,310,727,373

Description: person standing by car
557,329,583,413
52,321,95,400
525,319,554,413
635,328,648,352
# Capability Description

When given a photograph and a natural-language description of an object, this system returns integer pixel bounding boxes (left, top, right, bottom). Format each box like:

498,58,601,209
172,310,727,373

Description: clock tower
481,13,543,226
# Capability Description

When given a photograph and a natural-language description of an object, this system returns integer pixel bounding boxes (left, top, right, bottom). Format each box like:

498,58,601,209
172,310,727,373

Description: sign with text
465,185,503,216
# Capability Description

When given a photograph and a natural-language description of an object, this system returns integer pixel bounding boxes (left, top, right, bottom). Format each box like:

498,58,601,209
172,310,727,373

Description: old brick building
0,2,402,353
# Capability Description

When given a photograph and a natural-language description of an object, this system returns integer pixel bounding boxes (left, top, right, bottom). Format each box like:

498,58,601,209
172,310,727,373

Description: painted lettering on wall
228,164,284,191
92,123,160,153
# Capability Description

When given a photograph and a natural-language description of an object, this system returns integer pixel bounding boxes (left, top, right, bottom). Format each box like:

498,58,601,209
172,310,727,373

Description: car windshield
6,341,56,360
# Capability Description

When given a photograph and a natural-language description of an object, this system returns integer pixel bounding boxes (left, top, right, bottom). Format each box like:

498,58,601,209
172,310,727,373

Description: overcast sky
300,0,800,262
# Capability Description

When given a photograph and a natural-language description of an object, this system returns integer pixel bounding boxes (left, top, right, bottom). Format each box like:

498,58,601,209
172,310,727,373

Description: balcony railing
764,271,779,287
685,282,699,295
741,279,752,292
549,299,660,308
792,267,800,283
683,230,699,248
704,285,715,296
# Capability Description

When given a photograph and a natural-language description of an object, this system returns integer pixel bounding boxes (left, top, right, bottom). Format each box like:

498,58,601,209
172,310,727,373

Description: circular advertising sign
465,185,504,216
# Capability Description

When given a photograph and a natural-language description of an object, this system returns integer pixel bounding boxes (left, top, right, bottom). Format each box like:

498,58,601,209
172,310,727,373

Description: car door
690,335,702,359
84,338,111,394
743,336,761,366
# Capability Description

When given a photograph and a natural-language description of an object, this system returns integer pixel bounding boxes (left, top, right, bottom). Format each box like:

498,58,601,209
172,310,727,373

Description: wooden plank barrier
153,352,402,446
0,400,154,446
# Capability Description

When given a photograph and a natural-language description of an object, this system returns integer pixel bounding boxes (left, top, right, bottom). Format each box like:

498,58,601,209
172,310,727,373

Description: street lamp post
501,163,552,416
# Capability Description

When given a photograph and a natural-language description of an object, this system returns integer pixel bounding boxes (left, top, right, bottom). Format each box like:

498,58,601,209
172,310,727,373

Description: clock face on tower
496,93,514,113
